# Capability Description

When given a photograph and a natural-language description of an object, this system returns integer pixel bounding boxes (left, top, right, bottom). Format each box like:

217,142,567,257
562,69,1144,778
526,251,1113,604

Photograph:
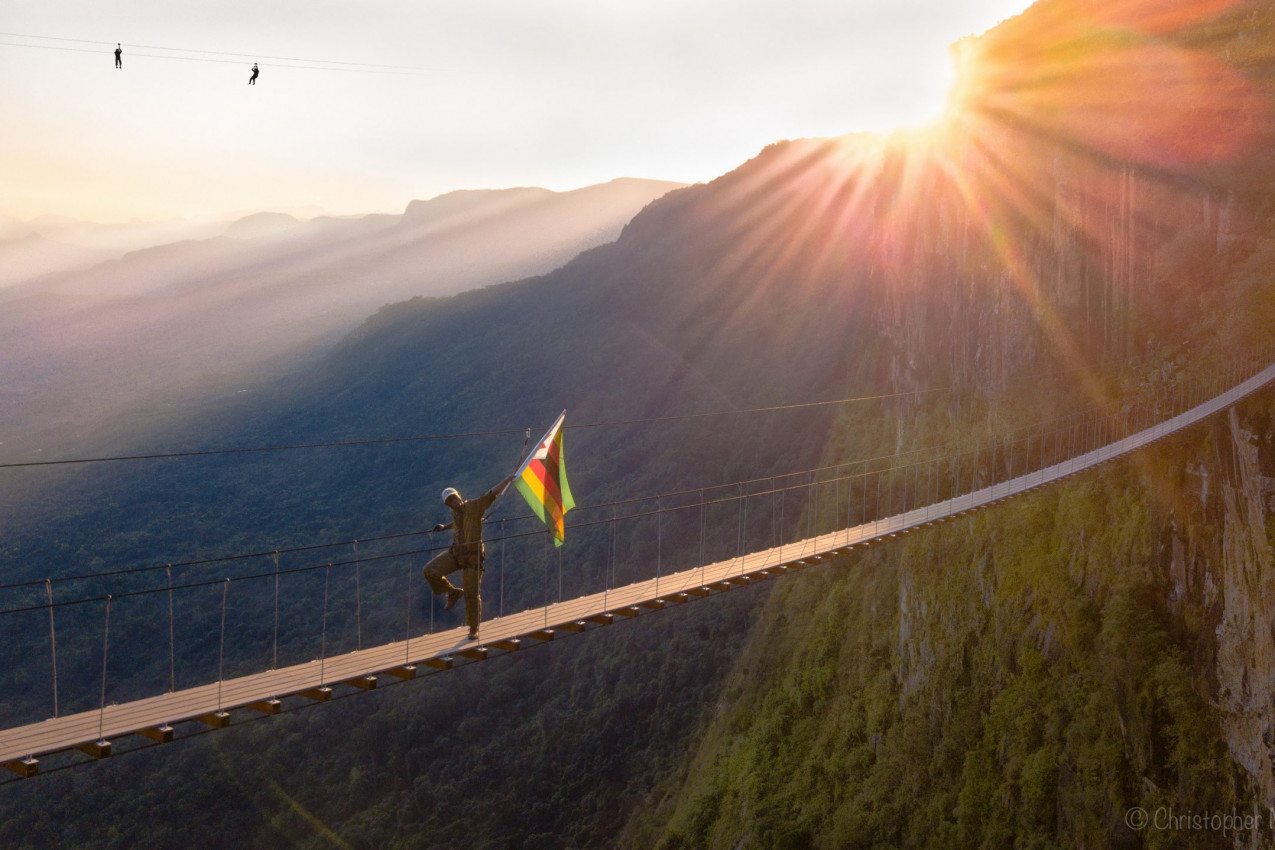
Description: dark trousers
423,550,481,630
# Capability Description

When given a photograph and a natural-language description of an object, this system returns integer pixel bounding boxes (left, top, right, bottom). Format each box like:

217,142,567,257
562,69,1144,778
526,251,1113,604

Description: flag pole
514,411,567,481
492,428,532,507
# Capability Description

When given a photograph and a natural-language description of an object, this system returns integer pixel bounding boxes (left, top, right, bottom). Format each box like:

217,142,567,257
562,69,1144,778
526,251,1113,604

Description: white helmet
441,487,460,504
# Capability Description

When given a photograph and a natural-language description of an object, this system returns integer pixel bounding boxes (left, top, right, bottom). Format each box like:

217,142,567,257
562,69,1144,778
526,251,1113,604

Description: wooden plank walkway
4,361,1274,775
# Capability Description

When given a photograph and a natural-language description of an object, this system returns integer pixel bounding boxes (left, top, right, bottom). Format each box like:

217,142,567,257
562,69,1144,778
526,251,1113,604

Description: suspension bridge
2,350,1273,779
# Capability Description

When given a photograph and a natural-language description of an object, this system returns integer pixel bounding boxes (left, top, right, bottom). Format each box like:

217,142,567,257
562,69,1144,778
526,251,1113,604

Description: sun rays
759,0,1275,408
586,0,1272,433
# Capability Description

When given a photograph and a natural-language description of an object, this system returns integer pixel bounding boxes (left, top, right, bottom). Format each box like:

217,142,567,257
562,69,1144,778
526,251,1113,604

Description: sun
905,46,965,134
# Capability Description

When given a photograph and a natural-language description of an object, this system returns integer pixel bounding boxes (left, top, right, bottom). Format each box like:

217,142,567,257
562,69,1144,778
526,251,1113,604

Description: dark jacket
440,486,500,567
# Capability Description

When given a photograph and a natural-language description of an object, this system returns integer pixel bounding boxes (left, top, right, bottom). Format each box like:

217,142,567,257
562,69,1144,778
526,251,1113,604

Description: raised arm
477,474,517,514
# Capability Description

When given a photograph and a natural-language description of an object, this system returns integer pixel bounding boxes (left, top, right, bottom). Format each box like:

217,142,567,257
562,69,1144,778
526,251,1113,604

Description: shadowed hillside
0,178,681,464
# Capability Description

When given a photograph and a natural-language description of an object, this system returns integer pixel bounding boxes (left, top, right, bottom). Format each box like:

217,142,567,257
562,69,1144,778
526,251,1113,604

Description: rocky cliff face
1156,402,1275,807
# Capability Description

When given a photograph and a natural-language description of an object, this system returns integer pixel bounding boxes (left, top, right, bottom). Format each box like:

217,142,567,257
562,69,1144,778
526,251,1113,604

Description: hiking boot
444,588,464,611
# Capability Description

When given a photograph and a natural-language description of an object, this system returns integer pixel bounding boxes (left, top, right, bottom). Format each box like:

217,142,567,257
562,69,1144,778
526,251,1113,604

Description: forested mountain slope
625,0,1275,845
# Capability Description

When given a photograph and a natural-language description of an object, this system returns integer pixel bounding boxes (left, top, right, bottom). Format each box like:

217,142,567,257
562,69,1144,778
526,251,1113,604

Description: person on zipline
114,44,122,69
424,474,515,640
248,63,259,85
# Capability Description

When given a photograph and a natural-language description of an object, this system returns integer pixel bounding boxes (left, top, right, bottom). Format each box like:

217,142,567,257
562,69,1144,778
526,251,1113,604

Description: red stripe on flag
528,459,563,509
545,433,565,504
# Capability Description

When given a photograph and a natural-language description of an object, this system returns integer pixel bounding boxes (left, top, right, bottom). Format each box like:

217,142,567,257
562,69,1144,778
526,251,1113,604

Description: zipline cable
0,32,433,74
0,354,1181,472
0,42,424,75
0,388,949,470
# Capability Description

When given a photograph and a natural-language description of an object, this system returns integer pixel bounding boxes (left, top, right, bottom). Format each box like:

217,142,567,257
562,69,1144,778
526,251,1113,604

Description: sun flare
801,0,1271,410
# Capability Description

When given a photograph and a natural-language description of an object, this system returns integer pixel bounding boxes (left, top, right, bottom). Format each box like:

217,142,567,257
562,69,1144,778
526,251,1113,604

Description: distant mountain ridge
222,211,302,240
401,186,556,226
0,177,683,460
0,233,119,290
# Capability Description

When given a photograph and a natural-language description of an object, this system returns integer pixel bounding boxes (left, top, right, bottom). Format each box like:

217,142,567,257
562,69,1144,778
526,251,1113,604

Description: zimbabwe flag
514,411,576,546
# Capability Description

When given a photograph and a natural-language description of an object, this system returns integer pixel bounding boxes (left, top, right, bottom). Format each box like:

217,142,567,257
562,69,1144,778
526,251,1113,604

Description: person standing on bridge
424,474,515,641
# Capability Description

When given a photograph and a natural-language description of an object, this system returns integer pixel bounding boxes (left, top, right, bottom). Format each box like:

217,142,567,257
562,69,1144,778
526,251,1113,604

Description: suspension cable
0,435,1118,619
3,354,1267,603
0,384,1208,600
0,387,949,471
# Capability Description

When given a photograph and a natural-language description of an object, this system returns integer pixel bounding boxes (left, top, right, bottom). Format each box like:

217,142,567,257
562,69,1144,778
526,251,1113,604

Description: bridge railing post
847,471,854,531
861,469,869,530
779,482,786,562
889,464,896,524
270,553,279,671
656,496,663,597
950,453,957,508
543,530,551,628
901,461,909,516
834,472,845,549
405,552,413,665
926,459,933,520
976,437,983,497
930,454,936,508
320,564,331,688
97,595,112,746
217,578,229,716
873,469,881,536
45,580,59,719
353,540,362,653
918,461,928,514
917,460,925,520
765,481,775,560
887,461,897,522
42,578,60,718
807,473,816,552
611,507,620,608
428,539,435,635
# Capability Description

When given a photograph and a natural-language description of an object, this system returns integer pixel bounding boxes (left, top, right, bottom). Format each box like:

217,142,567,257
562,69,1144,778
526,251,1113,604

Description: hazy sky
2,0,1034,222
